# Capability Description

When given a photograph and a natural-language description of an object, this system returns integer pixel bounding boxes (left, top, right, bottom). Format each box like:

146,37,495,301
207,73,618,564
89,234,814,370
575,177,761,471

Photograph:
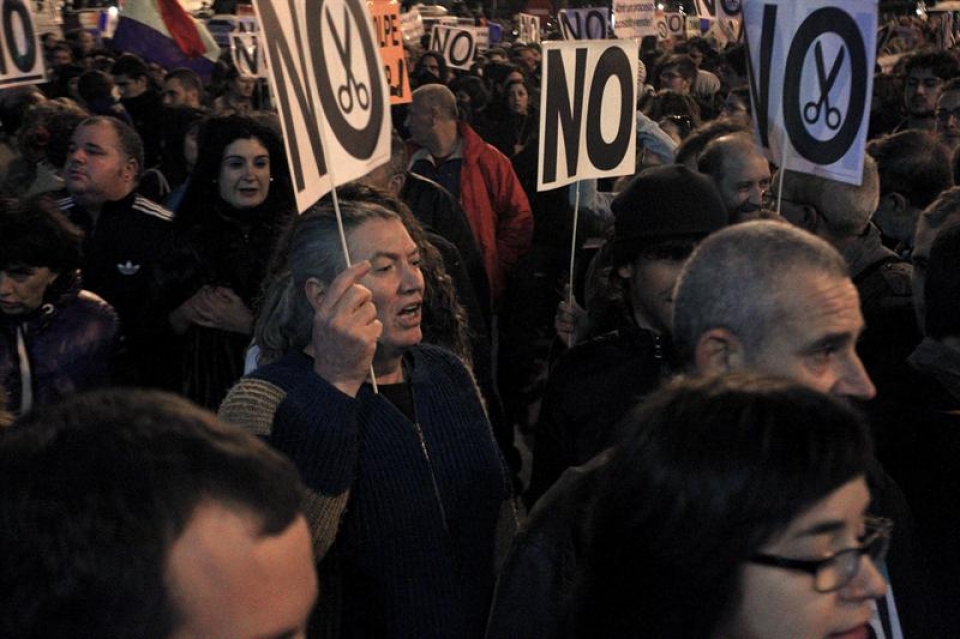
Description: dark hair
675,119,750,168
867,130,953,210
924,222,960,339
111,52,149,79
574,373,873,638
164,67,203,96
0,196,83,274
0,389,305,639
903,48,960,81
655,53,697,87
74,115,144,179
76,69,115,104
176,114,295,228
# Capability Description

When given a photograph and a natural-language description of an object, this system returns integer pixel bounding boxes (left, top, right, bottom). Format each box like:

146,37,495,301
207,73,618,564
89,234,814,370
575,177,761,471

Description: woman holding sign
220,198,515,638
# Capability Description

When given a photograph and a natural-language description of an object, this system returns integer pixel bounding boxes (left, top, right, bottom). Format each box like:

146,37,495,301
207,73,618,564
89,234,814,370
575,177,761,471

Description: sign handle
320,120,380,394
773,131,789,216
565,180,582,346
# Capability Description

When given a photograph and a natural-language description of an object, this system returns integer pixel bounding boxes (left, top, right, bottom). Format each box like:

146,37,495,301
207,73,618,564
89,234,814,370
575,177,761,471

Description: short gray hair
776,156,879,237
412,84,458,120
673,221,849,366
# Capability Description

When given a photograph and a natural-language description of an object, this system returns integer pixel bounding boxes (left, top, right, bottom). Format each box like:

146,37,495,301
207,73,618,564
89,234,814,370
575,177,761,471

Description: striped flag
111,0,220,77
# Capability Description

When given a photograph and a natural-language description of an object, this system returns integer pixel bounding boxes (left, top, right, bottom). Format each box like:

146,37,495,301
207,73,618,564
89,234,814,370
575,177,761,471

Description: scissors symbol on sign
803,41,844,131
326,6,369,114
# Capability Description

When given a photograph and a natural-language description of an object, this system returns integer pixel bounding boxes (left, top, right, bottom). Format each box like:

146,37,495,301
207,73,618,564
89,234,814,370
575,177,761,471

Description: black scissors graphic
803,41,844,131
326,6,370,115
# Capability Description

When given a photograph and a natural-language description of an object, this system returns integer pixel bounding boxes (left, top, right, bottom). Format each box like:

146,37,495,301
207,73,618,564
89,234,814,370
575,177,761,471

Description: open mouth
398,302,421,317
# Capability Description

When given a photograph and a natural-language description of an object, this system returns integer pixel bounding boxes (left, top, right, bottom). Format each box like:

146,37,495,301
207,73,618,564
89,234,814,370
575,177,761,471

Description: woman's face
717,476,887,639
218,137,271,210
346,218,424,363
0,266,58,315
507,83,529,115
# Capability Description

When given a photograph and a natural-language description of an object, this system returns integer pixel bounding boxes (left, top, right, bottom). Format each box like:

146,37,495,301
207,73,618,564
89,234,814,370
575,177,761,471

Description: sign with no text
254,0,391,212
538,39,637,190
368,0,410,105
0,0,44,89
743,0,876,185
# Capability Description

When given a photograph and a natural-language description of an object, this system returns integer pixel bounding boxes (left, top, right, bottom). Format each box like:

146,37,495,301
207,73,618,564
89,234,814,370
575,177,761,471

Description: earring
269,177,274,182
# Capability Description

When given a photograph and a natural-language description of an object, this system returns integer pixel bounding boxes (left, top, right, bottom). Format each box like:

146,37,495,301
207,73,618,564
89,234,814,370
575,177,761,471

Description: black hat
611,165,727,265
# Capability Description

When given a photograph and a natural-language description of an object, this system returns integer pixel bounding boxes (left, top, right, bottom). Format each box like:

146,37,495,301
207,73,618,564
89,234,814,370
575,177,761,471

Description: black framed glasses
748,516,893,593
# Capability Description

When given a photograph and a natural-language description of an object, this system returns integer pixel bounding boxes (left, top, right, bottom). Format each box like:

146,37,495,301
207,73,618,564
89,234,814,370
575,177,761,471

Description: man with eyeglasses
894,49,959,134
673,221,936,638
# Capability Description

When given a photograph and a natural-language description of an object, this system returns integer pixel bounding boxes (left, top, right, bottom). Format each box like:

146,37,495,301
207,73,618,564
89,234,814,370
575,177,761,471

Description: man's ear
304,278,326,311
878,192,908,217
694,327,746,376
617,263,634,281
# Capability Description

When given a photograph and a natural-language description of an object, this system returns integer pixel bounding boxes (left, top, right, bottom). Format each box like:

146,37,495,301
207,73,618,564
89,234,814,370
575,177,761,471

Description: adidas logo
117,261,141,276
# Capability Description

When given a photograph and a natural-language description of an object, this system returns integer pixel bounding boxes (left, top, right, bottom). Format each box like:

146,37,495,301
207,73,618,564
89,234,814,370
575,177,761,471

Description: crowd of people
1,10,960,638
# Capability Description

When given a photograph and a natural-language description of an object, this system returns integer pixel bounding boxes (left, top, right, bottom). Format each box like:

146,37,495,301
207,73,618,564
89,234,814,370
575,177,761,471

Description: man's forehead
74,122,118,147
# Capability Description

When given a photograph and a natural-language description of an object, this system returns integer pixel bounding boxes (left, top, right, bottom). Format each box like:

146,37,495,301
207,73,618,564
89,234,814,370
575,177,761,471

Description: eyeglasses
748,516,893,593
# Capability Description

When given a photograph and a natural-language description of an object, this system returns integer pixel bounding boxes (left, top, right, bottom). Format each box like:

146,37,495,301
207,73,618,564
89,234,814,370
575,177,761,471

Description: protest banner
659,11,687,41
743,0,877,185
368,0,411,104
558,7,610,40
429,24,478,70
613,1,657,40
253,0,391,212
538,39,637,190
0,0,45,89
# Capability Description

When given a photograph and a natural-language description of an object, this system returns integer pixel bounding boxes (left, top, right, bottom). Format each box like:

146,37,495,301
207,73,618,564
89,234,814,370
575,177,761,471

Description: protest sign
538,39,637,190
695,0,742,19
368,0,410,104
518,13,540,44
0,0,44,89
743,0,876,185
429,24,478,70
399,6,423,43
558,7,610,40
254,0,391,212
613,1,657,40
231,32,267,77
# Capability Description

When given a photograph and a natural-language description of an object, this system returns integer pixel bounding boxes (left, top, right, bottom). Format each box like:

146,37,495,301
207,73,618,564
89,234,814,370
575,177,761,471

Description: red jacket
411,123,534,301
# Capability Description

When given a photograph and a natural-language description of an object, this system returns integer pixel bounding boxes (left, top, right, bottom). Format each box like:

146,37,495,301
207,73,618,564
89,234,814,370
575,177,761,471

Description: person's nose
840,554,888,602
0,274,13,298
833,353,876,401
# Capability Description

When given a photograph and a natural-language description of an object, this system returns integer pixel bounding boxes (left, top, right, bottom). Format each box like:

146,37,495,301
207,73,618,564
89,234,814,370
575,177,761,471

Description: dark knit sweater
219,344,515,638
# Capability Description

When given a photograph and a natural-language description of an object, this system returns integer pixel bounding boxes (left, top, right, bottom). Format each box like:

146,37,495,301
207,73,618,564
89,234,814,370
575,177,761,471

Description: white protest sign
0,0,44,90
660,12,687,40
231,32,267,77
538,39,638,190
613,1,657,40
399,7,424,43
558,7,610,41
429,24,478,70
695,0,742,19
254,0,391,212
518,13,540,44
743,0,876,185
685,15,703,39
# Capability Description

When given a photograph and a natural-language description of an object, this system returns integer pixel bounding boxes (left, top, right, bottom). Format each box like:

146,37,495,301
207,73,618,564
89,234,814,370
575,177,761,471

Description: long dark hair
573,373,873,638
175,113,295,229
